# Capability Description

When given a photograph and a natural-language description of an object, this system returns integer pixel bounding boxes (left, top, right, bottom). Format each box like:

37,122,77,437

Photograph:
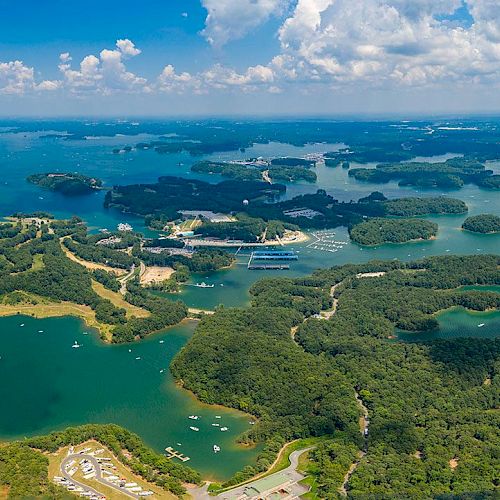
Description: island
191,159,317,183
27,172,103,195
348,157,500,189
348,218,438,245
462,213,500,233
172,254,500,496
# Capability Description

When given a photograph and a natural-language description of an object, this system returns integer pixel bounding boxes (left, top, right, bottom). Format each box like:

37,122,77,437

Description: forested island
191,160,317,183
105,175,467,238
349,218,438,245
172,254,500,496
27,172,103,195
462,213,500,234
348,157,500,189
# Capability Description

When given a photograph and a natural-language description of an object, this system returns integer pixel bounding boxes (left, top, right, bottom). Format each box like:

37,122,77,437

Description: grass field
91,280,149,319
0,294,113,341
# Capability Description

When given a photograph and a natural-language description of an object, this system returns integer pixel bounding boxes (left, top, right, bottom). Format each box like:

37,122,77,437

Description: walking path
339,392,369,496
60,453,140,499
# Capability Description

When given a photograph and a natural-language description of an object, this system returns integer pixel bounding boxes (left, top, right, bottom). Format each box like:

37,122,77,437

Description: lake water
0,124,498,479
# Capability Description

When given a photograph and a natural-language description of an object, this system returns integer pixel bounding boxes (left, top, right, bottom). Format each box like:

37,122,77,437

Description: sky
0,0,499,116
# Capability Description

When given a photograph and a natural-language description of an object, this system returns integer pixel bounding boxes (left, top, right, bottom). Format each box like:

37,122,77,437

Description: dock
248,264,290,270
247,250,297,270
165,447,190,462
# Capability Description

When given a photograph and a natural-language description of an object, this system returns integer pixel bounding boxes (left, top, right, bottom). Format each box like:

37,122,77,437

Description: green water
0,125,499,479
397,308,500,342
0,316,259,480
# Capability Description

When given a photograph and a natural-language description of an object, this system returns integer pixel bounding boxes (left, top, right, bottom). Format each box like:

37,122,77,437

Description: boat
20,324,24,327
38,330,43,333
478,323,485,328
159,340,164,344
189,427,199,432
211,423,220,427
220,427,228,432
215,415,221,419
135,356,141,360
72,341,80,349
188,415,199,420
213,445,221,453
82,331,88,335
193,282,215,288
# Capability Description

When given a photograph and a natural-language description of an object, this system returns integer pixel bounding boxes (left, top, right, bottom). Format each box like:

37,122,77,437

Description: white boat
189,426,199,432
20,324,25,327
159,340,164,344
220,427,228,432
213,445,221,453
215,415,221,419
135,356,141,360
38,330,44,333
193,282,215,288
188,415,199,420
478,323,485,328
211,423,220,427
72,341,80,349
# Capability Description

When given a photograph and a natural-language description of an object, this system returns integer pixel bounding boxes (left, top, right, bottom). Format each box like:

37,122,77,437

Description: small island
462,214,500,234
349,218,438,245
27,172,103,196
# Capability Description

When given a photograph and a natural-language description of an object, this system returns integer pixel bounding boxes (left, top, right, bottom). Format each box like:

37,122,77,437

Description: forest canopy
462,214,500,234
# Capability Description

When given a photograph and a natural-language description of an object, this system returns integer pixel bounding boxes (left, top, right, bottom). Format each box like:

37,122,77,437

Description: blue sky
0,0,499,116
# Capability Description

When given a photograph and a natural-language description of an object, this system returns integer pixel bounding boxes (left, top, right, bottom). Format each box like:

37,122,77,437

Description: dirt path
339,391,369,496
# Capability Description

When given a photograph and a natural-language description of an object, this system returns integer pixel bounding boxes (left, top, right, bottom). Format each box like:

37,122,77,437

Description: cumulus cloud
58,39,147,94
201,0,292,46
0,60,36,94
273,0,500,87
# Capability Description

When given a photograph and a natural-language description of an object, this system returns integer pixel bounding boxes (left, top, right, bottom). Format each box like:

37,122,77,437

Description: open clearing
61,241,126,276
140,266,175,285
92,280,149,319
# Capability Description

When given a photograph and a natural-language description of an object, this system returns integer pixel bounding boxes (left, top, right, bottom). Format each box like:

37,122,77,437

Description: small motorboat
220,427,228,432
193,282,215,288
72,341,81,349
478,323,485,328
189,426,199,432
211,423,220,427
135,356,141,360
188,415,199,420
213,445,221,453
215,415,221,419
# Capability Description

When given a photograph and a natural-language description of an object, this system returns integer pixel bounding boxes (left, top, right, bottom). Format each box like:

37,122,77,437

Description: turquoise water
0,316,258,480
0,125,498,478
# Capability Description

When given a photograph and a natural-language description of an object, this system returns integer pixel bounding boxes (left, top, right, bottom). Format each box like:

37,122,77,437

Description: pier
247,250,296,270
165,447,191,462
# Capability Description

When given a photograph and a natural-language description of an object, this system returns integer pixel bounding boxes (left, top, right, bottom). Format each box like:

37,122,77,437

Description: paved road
61,454,140,499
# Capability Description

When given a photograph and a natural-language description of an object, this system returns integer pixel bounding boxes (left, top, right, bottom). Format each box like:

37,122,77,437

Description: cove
0,315,259,481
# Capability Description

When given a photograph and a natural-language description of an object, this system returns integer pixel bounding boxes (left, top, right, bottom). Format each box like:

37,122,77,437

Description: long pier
247,250,297,270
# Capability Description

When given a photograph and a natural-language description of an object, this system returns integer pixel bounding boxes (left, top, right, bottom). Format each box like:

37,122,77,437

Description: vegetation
462,214,500,234
349,218,438,245
27,172,103,195
349,157,499,189
173,255,500,495
191,160,317,183
0,218,188,343
382,196,468,216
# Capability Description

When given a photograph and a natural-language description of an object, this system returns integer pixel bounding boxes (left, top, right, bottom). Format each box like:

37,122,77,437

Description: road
60,454,140,499
119,263,138,295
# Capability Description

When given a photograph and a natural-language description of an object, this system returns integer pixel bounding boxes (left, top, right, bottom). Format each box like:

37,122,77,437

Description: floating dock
165,447,190,462
251,250,298,261
248,264,290,270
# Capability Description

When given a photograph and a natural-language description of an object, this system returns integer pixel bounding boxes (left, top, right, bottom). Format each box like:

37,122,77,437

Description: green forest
348,157,500,189
172,254,500,496
349,218,438,245
0,218,188,343
462,214,500,234
27,172,103,195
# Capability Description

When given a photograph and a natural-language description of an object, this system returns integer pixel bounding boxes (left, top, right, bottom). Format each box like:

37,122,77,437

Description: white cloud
58,39,147,94
273,0,500,87
201,0,292,46
0,60,36,94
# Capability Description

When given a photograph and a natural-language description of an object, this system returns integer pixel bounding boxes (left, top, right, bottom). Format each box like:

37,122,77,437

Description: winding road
60,454,140,499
